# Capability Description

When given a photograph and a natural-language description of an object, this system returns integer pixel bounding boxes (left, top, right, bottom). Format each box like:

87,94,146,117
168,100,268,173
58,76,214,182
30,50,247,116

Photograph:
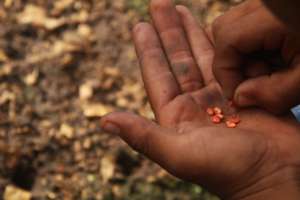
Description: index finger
212,5,285,99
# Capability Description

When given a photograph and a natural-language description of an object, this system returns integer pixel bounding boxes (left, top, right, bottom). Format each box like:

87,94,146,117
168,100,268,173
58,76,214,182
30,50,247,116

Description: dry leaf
82,103,113,118
59,123,74,139
24,70,39,86
79,83,93,100
83,138,92,150
17,4,65,30
77,24,92,39
52,40,79,56
100,155,115,183
0,64,12,77
47,192,57,199
0,49,8,62
53,0,74,14
4,185,31,200
103,67,120,77
0,91,15,105
4,0,13,8
69,10,89,23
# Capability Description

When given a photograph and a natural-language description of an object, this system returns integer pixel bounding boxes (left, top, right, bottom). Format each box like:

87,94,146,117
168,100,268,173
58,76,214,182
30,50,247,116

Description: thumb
100,112,179,170
234,70,300,114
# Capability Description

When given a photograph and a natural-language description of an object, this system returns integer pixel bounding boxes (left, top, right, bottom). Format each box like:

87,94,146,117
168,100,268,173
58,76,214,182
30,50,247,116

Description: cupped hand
101,0,300,199
212,0,300,114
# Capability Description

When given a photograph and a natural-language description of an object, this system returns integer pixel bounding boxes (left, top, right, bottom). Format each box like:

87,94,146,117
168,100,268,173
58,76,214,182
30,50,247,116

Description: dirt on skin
0,0,242,199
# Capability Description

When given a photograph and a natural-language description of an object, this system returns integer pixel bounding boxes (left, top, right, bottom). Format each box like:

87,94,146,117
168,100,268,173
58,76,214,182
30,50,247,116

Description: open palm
101,0,300,199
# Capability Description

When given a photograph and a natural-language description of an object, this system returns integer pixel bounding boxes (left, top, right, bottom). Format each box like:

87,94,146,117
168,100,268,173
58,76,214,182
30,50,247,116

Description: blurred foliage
127,0,150,18
0,0,237,199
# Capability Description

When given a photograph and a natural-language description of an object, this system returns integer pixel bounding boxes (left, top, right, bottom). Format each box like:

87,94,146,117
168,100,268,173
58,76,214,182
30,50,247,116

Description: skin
101,0,300,199
262,0,300,32
212,0,300,114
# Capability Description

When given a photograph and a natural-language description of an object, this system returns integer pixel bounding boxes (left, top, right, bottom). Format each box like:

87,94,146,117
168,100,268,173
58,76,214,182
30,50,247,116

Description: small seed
211,115,221,124
228,115,241,124
216,113,224,119
226,121,237,128
206,107,215,116
213,107,222,114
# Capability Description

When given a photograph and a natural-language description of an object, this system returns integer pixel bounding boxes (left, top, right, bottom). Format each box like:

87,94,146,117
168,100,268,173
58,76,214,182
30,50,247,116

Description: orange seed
211,115,221,124
213,107,222,114
206,107,215,116
228,115,241,124
216,113,224,119
226,121,237,128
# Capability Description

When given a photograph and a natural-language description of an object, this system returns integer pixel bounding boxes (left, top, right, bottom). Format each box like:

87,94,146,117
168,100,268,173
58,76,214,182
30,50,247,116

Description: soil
0,0,242,199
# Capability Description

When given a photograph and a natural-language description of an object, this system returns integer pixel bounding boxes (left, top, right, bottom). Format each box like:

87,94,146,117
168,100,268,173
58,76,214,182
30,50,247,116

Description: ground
0,0,242,199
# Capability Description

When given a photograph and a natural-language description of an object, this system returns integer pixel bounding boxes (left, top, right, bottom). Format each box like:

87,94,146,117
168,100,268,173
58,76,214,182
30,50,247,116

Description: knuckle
140,48,164,63
169,50,193,61
180,81,202,92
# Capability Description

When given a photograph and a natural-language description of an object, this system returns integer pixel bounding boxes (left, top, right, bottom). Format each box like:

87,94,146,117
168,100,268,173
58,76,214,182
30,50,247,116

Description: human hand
101,0,300,199
212,0,300,114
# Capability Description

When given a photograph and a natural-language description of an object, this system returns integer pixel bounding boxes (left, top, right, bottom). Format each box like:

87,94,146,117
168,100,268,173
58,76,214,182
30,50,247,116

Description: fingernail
102,122,120,135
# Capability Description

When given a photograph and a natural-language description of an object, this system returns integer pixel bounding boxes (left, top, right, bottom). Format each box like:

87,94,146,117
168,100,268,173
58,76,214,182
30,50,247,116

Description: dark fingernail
102,122,120,135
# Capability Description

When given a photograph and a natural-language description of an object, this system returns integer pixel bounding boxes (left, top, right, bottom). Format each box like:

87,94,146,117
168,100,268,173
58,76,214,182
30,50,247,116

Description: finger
244,60,271,78
212,6,285,99
176,5,215,85
234,62,300,114
133,23,180,115
150,0,203,92
100,112,183,174
212,41,243,99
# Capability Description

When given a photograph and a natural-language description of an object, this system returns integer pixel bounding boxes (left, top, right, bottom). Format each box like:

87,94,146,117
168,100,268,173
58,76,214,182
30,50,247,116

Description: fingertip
100,112,126,127
175,5,195,23
234,92,256,107
101,122,121,135
132,22,159,55
133,22,151,34
234,83,257,107
213,67,241,100
221,86,235,101
100,112,122,135
150,0,172,13
133,23,154,43
175,5,188,13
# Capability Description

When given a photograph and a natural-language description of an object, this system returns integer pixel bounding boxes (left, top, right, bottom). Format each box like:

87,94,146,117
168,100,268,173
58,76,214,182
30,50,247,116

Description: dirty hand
212,0,300,114
101,0,300,199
